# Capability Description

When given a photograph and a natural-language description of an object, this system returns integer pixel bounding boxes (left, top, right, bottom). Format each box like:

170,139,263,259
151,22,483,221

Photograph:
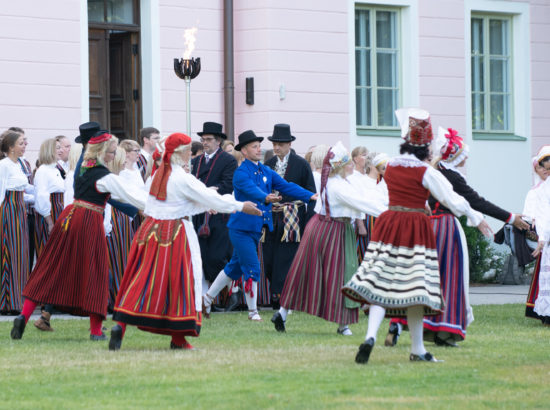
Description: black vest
74,165,111,206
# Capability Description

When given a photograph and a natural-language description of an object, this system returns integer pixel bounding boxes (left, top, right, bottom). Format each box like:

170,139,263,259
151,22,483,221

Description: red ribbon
442,128,461,160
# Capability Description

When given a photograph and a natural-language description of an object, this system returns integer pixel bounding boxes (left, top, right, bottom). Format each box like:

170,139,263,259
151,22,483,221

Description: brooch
263,176,267,183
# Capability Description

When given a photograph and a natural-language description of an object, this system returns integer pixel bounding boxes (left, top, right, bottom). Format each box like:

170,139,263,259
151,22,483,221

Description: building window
471,15,512,133
355,7,400,129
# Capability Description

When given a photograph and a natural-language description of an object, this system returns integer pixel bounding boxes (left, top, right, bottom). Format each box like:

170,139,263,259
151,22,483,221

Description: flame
183,27,198,59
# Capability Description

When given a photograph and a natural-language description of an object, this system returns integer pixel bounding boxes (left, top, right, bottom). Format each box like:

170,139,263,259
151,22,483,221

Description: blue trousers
224,229,262,282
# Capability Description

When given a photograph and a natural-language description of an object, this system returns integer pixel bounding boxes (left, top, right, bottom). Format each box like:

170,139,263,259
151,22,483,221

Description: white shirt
57,160,69,172
119,168,146,189
145,165,243,220
204,148,220,163
96,174,147,211
34,163,65,217
0,157,34,205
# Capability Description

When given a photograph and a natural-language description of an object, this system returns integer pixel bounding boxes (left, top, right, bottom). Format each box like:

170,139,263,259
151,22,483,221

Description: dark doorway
88,0,141,140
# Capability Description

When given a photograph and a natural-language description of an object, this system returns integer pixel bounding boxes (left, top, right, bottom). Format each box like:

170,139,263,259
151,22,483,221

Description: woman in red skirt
109,133,260,351
342,108,492,364
11,131,147,341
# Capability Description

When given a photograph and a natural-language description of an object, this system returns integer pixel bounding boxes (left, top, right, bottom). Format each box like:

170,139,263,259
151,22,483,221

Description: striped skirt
525,255,542,319
342,209,444,317
356,215,375,265
280,214,359,325
22,201,109,318
34,192,64,258
107,207,135,310
0,191,29,312
113,217,202,337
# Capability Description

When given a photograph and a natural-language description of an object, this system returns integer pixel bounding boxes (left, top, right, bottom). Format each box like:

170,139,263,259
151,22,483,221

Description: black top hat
197,122,227,140
75,121,101,144
234,130,264,151
267,123,296,142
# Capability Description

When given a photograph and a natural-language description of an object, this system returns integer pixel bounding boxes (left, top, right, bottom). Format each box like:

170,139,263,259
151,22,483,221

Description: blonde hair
310,144,330,171
365,151,377,175
38,138,57,166
119,139,140,153
231,149,244,166
108,147,126,175
170,144,191,167
83,135,119,164
68,144,83,171
222,140,235,151
351,146,368,160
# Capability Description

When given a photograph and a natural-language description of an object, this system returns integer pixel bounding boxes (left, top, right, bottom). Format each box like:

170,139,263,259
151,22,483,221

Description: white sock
365,304,386,342
279,307,288,321
230,281,240,293
205,271,232,305
407,305,427,355
244,281,258,312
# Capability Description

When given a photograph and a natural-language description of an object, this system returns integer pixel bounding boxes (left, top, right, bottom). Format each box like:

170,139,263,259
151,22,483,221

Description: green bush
458,216,505,283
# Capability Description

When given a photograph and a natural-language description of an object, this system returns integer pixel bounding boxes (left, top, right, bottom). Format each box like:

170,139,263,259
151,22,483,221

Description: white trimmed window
355,7,400,130
471,14,513,133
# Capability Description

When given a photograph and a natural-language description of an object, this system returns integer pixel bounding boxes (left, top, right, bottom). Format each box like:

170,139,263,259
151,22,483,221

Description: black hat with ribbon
75,121,101,144
234,130,264,151
267,123,296,142
197,122,227,140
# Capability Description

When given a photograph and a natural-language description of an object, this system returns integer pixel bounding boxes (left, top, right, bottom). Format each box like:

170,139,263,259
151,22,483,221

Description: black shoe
10,315,26,340
90,333,107,341
409,352,443,362
271,311,286,332
170,341,195,350
271,295,281,310
109,325,123,351
434,334,458,347
355,337,375,364
384,322,401,347
225,290,242,312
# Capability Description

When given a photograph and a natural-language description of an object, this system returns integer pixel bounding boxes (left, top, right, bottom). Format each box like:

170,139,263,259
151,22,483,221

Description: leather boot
34,311,54,332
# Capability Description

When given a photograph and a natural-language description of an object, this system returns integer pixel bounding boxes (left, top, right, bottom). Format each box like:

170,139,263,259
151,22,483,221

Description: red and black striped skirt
34,191,64,258
23,200,109,318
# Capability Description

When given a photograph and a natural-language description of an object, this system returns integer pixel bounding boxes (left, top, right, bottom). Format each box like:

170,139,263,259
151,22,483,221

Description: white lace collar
389,153,428,168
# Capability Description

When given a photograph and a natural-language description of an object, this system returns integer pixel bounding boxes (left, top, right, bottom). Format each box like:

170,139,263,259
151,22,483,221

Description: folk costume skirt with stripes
342,209,444,317
113,217,202,337
22,201,109,318
107,207,135,310
280,214,360,325
356,215,375,265
0,191,29,313
525,255,544,320
34,192,64,259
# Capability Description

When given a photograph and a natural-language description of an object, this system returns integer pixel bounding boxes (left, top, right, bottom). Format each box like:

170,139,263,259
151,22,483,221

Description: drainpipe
224,0,235,141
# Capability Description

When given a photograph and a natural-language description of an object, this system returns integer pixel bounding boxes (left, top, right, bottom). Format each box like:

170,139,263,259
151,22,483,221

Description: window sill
472,132,527,141
356,128,401,137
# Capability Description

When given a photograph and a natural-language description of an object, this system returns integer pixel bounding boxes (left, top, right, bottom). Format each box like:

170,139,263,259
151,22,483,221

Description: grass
0,304,548,409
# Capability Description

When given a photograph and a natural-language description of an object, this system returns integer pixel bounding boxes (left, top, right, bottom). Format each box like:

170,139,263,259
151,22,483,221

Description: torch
174,28,201,136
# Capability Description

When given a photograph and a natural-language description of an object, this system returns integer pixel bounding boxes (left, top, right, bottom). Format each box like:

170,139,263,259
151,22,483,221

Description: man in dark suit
191,122,238,304
263,124,316,308
201,130,317,322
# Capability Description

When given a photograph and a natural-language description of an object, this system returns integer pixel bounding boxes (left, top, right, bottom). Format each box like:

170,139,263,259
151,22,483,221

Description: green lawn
1,304,548,409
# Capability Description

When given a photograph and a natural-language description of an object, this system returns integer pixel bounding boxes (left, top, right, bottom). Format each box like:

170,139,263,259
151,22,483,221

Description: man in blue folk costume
202,130,318,321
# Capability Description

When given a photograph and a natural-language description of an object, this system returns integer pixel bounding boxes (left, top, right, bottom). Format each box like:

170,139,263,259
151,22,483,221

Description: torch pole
185,76,191,136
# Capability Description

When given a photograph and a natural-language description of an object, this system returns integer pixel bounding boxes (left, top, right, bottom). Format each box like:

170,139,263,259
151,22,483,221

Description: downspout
223,0,235,141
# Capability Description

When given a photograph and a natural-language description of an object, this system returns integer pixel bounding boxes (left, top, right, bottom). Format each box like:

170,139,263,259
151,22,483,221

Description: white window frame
465,0,530,141
349,0,418,140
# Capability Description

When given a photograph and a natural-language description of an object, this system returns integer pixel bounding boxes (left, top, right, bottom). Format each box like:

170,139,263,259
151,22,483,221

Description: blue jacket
227,159,314,233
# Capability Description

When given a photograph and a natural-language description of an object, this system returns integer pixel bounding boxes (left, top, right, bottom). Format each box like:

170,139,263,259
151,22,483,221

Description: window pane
471,56,484,92
377,51,396,87
471,18,483,54
355,49,371,87
356,88,372,126
472,93,485,130
106,0,134,24
377,89,397,126
376,11,396,49
490,94,509,130
355,10,370,47
490,58,508,92
489,19,508,55
88,0,105,22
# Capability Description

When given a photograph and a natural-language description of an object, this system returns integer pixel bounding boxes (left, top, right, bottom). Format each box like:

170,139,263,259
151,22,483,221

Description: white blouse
34,163,65,217
317,174,387,219
64,170,75,208
523,182,543,223
0,157,34,205
119,168,146,189
534,178,550,242
96,174,147,211
145,165,244,220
